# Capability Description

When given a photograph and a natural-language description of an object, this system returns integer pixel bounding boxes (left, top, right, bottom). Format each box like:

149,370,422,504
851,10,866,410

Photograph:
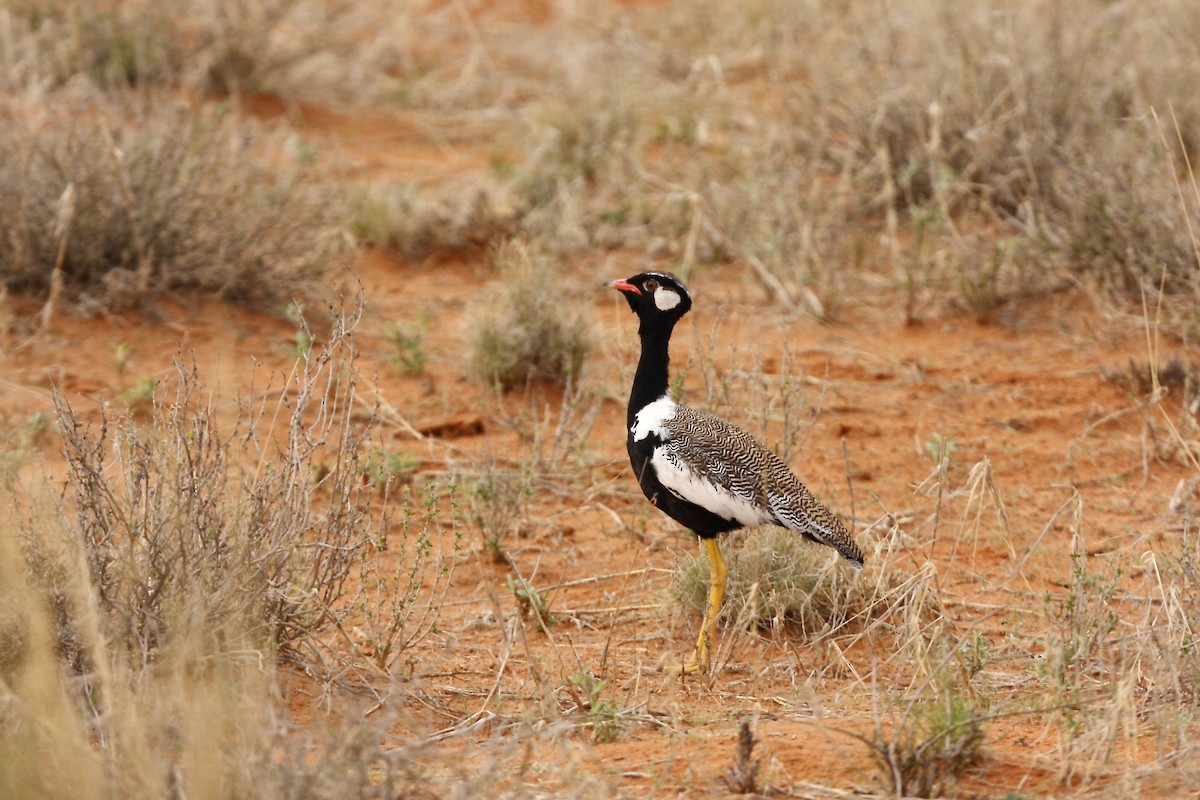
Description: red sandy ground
7,236,1195,796
4,30,1199,800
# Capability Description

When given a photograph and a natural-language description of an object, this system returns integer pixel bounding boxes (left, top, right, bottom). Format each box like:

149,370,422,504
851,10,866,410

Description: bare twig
39,182,75,331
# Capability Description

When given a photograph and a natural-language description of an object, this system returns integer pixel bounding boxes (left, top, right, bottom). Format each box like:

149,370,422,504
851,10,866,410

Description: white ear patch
653,287,682,311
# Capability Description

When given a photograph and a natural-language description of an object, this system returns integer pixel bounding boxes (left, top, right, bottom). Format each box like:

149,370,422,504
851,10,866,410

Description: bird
607,271,864,674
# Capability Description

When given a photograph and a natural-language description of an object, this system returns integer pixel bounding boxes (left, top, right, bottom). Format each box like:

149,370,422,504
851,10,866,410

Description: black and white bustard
607,271,864,674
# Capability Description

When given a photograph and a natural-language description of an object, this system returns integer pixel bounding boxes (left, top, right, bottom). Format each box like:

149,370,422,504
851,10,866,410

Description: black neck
628,321,675,428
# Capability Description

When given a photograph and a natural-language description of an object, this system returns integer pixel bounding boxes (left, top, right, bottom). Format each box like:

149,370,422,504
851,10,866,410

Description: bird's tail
771,494,864,568
803,517,864,569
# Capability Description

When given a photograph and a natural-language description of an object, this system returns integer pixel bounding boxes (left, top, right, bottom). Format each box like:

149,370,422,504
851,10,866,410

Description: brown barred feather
660,405,864,567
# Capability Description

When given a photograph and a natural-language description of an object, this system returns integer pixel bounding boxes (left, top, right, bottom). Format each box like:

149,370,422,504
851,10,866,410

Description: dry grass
469,238,592,390
482,0,1200,328
676,527,865,636
0,93,346,313
0,0,412,103
4,0,1200,797
348,180,515,260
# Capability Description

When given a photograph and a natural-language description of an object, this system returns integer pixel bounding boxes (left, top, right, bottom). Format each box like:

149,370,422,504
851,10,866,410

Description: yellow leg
680,537,728,675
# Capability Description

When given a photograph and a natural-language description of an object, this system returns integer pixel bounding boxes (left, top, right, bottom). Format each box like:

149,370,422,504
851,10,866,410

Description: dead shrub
24,307,379,674
0,94,346,312
0,0,410,103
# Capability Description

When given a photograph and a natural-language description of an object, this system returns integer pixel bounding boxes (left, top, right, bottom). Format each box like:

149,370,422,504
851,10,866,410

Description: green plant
923,433,959,465
1041,551,1122,708
565,671,622,743
119,376,157,410
355,480,462,672
868,689,985,798
384,320,429,376
362,447,419,489
113,342,135,375
290,328,314,359
957,630,992,682
468,467,531,562
16,411,51,449
507,576,553,627
958,238,1011,321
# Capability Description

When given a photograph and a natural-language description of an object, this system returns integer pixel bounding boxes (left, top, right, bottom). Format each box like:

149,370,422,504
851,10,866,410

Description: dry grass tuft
348,181,516,260
1,0,412,103
0,94,346,312
469,238,592,390
676,527,865,636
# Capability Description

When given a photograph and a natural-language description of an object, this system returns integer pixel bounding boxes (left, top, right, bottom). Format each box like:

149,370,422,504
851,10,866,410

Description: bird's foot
658,651,706,676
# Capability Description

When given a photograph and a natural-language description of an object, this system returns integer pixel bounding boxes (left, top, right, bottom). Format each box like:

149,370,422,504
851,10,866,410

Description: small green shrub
468,467,531,561
566,672,624,743
362,447,419,489
383,319,429,376
469,238,591,389
507,576,553,626
868,688,986,798
1040,551,1123,707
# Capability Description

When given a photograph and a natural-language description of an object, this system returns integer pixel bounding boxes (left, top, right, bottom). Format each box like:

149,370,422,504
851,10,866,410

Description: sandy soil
3,11,1199,797
7,232,1195,796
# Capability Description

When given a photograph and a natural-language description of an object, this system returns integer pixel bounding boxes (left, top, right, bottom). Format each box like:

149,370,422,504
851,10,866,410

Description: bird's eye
644,278,659,292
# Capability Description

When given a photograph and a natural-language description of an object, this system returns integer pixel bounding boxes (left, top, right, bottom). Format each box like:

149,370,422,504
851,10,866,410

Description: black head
605,271,692,324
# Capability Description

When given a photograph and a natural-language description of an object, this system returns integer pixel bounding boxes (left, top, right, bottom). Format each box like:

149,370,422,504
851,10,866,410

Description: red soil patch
7,237,1193,795
4,19,1198,797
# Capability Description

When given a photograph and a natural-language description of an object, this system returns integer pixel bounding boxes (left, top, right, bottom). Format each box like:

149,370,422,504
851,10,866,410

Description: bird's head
605,271,692,325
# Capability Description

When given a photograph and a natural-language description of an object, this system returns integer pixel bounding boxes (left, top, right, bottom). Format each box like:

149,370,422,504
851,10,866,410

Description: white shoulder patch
654,287,682,311
632,395,676,441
